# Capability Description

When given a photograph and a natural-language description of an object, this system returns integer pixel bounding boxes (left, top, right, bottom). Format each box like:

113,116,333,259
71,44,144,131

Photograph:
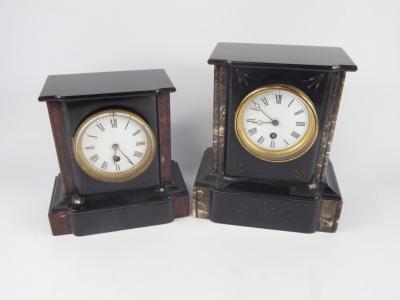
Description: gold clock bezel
72,109,156,183
234,84,319,163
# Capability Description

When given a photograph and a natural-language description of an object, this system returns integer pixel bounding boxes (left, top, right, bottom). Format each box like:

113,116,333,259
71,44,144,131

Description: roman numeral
110,118,117,128
270,140,275,149
89,154,100,163
261,97,268,105
248,128,257,136
87,135,98,139
101,161,108,170
250,101,260,111
96,122,105,131
132,130,141,136
275,94,282,104
288,99,294,107
291,131,300,139
125,120,130,130
296,122,305,126
133,151,143,158
294,109,304,115
85,146,95,150
136,141,145,146
257,136,265,144
115,163,120,171
284,139,290,146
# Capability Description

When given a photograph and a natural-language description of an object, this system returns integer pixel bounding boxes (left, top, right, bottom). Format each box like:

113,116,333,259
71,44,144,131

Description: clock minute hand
117,147,134,165
253,102,274,122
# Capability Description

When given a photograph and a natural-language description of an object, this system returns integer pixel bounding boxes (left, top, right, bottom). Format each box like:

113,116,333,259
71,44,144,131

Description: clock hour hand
247,119,273,125
112,144,120,162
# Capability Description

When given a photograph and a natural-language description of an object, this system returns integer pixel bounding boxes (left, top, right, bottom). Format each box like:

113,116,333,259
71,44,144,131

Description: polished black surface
38,69,176,102
50,160,187,236
211,190,320,233
50,173,172,237
62,95,161,195
194,148,341,233
208,42,357,72
224,67,332,183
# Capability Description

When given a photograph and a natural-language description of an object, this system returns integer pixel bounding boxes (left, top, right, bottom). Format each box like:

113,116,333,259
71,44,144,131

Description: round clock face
235,84,318,162
73,109,156,182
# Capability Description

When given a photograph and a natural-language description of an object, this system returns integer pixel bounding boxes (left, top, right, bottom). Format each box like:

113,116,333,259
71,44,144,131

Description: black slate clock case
39,69,189,236
193,43,357,233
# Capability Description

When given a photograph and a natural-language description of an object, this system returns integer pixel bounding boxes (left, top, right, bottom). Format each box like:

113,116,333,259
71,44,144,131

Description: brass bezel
234,84,319,163
72,109,156,182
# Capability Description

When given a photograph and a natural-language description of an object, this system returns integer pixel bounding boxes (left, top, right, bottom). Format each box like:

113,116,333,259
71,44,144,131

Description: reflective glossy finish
39,69,189,236
193,42,357,233
39,69,175,102
208,42,357,72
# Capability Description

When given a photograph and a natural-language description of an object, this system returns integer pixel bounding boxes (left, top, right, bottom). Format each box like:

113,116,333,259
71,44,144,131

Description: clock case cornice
208,42,358,72
38,69,176,102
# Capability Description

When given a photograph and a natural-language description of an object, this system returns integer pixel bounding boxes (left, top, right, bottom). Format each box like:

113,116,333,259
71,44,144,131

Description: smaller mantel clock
39,69,189,236
193,43,357,233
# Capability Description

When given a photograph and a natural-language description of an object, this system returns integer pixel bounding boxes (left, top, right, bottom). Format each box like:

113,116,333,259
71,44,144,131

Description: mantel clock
39,69,189,236
193,43,357,233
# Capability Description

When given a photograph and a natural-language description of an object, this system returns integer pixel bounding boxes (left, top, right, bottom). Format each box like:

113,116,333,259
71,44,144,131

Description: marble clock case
193,43,357,233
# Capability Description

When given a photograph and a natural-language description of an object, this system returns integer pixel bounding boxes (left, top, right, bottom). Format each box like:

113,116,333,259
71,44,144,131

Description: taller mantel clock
39,69,189,236
193,43,357,233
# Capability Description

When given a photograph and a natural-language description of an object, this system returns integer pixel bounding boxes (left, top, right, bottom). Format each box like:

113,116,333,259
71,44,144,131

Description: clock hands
112,144,134,165
247,120,273,125
252,101,279,126
112,144,121,162
118,148,134,165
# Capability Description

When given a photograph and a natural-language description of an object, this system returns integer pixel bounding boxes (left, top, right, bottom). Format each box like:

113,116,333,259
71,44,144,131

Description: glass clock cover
235,84,318,162
73,109,156,182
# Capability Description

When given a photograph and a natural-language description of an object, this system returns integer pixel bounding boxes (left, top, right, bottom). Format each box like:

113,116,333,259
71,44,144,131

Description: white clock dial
242,89,310,150
235,85,318,162
73,109,156,182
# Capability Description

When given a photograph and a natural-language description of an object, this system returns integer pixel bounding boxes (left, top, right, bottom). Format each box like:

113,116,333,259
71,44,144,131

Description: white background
0,0,399,299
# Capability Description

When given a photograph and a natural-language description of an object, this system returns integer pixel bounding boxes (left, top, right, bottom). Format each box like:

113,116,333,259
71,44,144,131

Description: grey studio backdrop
0,0,398,300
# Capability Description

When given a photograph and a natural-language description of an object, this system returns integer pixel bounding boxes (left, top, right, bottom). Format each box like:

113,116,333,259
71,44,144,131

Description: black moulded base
192,148,342,233
48,161,189,236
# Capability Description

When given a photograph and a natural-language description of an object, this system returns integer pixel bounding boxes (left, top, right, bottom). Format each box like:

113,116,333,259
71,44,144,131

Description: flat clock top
208,42,357,72
38,69,175,102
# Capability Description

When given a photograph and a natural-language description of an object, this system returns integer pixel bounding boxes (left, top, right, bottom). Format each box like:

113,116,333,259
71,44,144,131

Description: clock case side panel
156,93,189,217
63,95,161,195
212,65,229,175
313,71,346,182
47,102,78,197
157,93,172,184
224,66,332,184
